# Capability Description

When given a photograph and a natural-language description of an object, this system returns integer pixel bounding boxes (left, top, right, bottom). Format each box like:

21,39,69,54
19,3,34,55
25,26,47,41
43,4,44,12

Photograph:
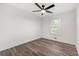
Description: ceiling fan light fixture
41,10,46,13
33,3,55,15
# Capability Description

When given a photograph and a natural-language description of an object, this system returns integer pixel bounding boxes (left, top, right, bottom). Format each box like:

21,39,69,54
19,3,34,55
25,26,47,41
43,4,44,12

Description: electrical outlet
53,37,57,39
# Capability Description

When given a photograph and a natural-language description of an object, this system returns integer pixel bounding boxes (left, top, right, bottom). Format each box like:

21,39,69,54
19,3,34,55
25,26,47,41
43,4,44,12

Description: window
51,18,61,35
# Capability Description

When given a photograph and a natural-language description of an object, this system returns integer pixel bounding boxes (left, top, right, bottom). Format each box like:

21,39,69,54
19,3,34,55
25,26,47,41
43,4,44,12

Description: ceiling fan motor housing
42,5,45,9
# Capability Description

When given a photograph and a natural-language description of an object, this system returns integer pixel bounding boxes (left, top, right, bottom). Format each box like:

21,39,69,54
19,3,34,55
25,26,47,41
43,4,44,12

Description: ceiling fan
32,3,55,15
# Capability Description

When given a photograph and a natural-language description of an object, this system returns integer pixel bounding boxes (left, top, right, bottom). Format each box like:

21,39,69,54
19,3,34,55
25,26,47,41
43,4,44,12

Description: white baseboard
42,36,75,46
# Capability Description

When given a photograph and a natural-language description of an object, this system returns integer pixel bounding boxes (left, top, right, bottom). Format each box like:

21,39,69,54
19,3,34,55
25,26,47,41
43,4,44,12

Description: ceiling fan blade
46,11,53,13
35,3,42,10
45,4,55,10
32,10,41,12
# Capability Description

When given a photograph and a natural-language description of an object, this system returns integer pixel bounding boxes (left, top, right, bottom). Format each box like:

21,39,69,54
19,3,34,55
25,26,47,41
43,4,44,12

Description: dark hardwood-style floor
0,38,78,56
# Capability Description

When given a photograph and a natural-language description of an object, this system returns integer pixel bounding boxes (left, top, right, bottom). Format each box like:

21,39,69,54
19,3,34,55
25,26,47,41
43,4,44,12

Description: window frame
51,17,62,35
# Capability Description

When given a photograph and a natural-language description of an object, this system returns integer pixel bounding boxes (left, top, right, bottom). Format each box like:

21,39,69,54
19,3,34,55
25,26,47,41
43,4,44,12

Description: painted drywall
76,4,79,54
42,10,76,45
0,4,41,51
0,3,77,51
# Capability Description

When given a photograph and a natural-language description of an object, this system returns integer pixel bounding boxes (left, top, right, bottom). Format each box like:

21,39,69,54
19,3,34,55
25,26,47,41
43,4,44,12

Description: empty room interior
0,3,79,56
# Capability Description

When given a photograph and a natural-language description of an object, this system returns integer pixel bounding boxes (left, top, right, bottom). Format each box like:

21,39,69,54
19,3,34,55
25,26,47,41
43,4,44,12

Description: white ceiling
3,3,78,17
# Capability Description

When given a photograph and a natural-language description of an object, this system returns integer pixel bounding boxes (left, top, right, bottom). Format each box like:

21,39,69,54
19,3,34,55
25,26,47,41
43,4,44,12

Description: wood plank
0,38,78,56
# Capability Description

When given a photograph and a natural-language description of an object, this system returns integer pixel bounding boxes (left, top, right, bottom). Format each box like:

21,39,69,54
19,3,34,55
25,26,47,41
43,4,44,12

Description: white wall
0,4,41,51
0,3,77,51
76,4,79,54
42,10,76,45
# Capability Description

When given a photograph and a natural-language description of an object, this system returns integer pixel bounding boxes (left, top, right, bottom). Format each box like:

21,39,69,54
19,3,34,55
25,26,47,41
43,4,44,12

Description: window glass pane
52,18,61,34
